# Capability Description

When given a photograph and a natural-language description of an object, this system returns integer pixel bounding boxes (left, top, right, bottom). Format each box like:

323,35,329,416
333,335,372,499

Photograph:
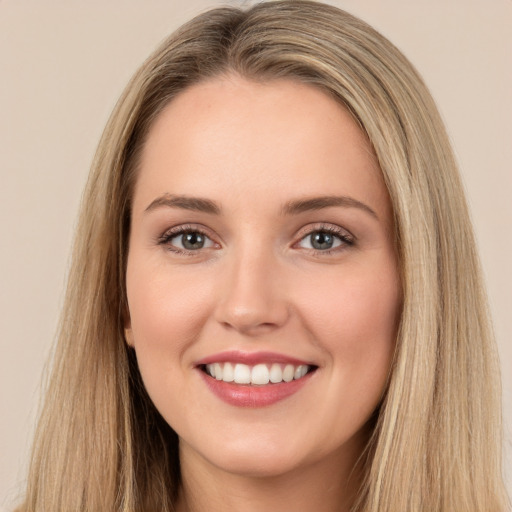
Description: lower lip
199,370,313,408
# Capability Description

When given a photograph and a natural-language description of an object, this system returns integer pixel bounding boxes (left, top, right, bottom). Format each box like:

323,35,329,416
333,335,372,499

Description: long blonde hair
18,1,508,511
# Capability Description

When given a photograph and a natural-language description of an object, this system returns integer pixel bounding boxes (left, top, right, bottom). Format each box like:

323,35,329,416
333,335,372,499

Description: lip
198,369,314,408
195,350,312,367
194,351,316,408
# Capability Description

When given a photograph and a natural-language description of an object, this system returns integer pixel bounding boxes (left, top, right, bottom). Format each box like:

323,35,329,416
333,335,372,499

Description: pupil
183,232,204,250
311,232,333,250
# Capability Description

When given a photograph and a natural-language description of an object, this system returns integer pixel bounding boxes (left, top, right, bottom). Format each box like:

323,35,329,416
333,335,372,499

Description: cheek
126,256,213,345
296,261,400,397
301,266,400,341
125,260,222,433
125,256,215,394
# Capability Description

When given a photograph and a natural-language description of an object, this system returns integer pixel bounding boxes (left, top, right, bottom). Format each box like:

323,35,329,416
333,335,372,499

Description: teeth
222,362,234,382
214,362,223,381
269,363,282,383
233,363,251,384
204,362,311,385
251,364,270,385
294,365,308,379
283,364,294,382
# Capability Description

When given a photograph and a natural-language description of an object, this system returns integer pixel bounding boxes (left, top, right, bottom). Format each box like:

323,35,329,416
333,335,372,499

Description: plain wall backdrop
1,1,511,509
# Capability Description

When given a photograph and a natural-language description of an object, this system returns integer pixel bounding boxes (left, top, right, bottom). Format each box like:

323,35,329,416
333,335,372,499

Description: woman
16,1,508,511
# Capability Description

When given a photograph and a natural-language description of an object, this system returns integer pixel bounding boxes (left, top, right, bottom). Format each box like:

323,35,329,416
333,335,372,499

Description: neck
176,439,366,512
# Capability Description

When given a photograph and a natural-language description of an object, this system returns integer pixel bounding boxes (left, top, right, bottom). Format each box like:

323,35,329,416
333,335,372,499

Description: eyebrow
281,195,378,219
144,193,377,219
144,194,221,215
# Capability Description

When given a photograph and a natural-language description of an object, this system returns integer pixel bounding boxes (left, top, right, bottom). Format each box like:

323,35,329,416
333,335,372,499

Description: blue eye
297,229,353,251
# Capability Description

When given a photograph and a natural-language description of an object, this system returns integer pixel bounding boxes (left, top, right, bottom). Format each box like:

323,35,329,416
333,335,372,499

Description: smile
203,362,312,385
195,352,318,407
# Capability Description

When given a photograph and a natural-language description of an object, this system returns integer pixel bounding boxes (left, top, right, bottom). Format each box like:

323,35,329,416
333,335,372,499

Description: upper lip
195,350,314,367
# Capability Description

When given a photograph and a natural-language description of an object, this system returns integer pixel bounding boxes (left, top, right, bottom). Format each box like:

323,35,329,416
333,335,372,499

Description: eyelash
295,223,355,256
157,224,217,256
157,223,355,256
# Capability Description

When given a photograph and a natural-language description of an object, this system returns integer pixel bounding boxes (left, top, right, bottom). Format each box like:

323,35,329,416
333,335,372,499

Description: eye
297,227,353,252
158,226,217,253
171,231,214,250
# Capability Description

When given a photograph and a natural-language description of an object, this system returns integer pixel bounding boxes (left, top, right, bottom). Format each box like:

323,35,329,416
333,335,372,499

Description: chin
183,432,310,478
213,451,304,479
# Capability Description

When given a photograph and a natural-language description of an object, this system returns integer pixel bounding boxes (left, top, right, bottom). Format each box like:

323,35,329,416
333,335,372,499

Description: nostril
221,321,281,336
213,275,290,333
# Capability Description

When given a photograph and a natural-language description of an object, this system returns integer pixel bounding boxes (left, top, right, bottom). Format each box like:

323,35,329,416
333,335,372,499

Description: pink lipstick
195,351,317,407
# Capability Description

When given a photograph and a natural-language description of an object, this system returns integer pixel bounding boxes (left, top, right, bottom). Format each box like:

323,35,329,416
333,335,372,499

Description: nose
214,247,290,336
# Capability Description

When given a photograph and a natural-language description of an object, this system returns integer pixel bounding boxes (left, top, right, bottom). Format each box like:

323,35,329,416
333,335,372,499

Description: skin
125,76,401,512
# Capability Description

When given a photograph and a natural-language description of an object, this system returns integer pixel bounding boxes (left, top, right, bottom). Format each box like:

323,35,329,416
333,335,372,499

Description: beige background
1,1,510,509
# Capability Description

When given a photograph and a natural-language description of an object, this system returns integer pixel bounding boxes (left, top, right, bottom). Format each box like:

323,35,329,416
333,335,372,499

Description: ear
124,325,135,347
123,307,135,347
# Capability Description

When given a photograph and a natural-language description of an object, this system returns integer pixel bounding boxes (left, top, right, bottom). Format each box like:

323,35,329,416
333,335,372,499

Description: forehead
134,75,389,219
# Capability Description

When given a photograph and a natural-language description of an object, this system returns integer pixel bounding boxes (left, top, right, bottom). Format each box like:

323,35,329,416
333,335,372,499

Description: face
125,76,401,478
